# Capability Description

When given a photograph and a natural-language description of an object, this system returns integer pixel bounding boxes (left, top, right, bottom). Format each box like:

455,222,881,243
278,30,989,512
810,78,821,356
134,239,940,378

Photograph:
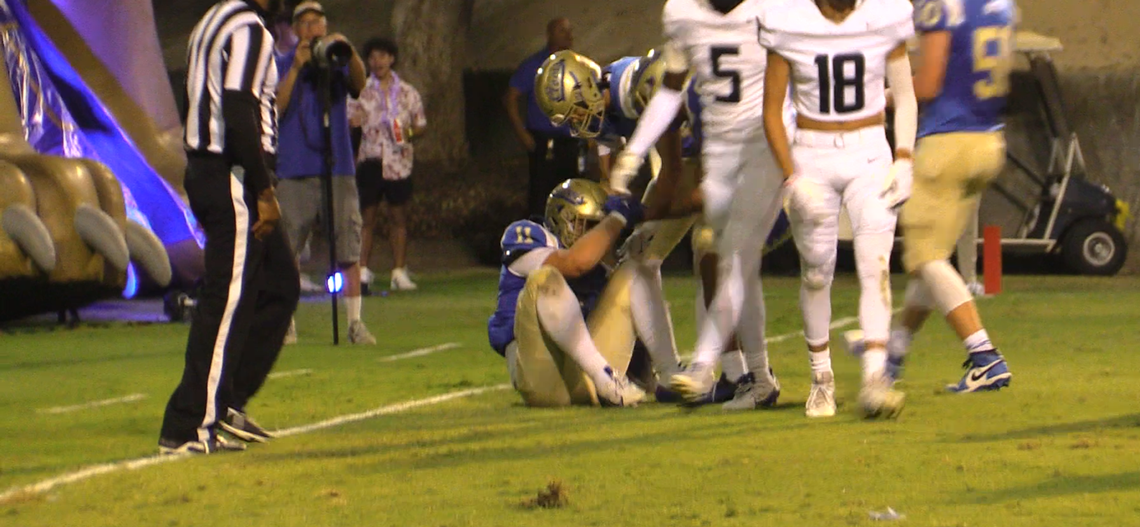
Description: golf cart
990,31,1129,275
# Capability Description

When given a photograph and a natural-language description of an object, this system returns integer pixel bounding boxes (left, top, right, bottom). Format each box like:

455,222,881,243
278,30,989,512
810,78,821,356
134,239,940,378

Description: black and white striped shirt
183,0,277,156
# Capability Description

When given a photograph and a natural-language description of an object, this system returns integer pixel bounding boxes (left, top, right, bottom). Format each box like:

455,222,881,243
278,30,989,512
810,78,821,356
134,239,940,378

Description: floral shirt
348,73,426,181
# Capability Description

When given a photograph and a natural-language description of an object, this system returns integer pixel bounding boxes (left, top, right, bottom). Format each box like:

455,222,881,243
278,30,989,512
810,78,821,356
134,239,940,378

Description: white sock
737,275,771,381
629,262,681,378
888,327,912,359
720,350,747,382
534,273,613,387
692,253,744,367
964,329,994,354
862,348,888,383
809,349,832,375
346,295,362,323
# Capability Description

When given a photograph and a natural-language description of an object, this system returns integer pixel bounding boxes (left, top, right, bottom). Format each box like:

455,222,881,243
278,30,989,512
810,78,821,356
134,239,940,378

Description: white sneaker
858,370,905,419
594,367,645,407
348,319,376,345
361,267,375,285
722,370,781,411
966,281,987,297
390,267,418,291
283,318,297,345
668,362,716,404
805,370,837,418
299,274,324,294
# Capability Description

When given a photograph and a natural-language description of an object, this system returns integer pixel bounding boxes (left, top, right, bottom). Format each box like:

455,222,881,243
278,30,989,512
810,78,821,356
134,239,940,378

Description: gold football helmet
631,47,669,117
535,50,606,138
544,178,608,248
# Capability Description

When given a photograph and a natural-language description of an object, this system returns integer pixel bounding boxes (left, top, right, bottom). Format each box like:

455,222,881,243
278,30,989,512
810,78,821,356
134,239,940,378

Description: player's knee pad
800,255,836,291
916,259,972,316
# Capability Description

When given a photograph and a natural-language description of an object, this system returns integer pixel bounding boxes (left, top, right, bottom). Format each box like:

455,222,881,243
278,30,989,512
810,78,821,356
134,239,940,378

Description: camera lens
312,37,352,68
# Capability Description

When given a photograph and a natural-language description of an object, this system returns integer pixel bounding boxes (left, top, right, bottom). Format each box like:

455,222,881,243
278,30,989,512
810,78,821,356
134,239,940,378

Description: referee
160,0,299,455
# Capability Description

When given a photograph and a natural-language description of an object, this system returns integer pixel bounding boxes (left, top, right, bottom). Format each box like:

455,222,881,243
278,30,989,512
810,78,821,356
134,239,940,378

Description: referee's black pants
526,131,580,218
160,154,300,444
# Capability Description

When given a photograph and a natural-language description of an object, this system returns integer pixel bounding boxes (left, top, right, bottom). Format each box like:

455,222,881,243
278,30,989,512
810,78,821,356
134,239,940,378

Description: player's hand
618,223,659,262
881,158,913,212
252,190,281,240
294,40,312,68
603,194,645,226
783,175,824,225
609,151,643,195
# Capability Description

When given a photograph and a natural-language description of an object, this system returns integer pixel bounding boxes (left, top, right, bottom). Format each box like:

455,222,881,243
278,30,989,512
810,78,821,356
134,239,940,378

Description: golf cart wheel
1061,219,1127,275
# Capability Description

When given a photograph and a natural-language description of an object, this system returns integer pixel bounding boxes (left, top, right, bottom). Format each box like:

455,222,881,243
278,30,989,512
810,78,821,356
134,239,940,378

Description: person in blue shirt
848,0,1016,394
532,50,787,409
273,2,373,344
488,179,649,407
503,18,581,218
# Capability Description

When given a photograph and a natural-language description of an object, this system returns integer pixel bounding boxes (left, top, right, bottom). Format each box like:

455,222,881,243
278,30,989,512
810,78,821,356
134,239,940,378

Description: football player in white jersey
759,0,917,418
608,0,790,408
534,49,768,406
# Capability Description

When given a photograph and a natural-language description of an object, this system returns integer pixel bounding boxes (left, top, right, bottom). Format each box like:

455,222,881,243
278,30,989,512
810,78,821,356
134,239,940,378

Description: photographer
275,1,375,344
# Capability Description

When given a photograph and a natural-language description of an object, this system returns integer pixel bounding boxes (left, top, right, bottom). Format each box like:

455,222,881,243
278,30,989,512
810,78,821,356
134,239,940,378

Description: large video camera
311,36,352,69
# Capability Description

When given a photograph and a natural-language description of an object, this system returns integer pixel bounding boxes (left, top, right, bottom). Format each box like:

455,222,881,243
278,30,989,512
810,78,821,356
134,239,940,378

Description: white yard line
377,342,461,363
1,384,510,503
36,394,148,415
274,384,510,437
267,369,313,379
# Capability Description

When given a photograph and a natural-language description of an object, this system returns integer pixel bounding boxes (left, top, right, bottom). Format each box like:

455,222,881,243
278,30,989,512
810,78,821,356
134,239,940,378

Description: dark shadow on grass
951,413,1140,443
959,471,1140,504
256,410,819,470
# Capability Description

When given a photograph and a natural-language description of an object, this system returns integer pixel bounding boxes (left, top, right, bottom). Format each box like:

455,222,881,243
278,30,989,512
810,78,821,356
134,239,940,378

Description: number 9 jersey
913,0,1016,138
758,0,914,123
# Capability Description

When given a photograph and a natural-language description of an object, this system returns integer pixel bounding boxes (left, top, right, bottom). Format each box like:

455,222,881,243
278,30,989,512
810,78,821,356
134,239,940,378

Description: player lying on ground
846,0,1016,394
487,179,657,407
760,0,917,418
609,0,793,408
536,48,776,407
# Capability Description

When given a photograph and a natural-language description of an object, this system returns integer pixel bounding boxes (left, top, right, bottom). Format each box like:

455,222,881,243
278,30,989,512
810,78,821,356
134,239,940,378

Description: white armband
886,55,916,152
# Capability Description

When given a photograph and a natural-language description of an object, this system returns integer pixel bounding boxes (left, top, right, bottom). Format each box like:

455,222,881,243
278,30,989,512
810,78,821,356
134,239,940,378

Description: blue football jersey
915,0,1016,138
598,56,642,150
487,220,609,355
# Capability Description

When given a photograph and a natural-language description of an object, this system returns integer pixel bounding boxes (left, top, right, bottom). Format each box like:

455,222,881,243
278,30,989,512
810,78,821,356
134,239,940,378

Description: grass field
2,271,1139,526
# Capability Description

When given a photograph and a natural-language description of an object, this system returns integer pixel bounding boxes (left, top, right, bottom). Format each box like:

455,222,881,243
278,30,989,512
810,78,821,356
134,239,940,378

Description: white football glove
609,150,644,195
881,158,914,212
618,222,659,263
783,175,826,225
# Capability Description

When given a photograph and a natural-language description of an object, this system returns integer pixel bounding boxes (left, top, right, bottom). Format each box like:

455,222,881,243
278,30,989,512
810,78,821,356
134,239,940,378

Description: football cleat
159,434,247,455
348,319,377,345
805,370,837,418
946,351,1012,393
668,362,716,404
859,371,905,419
219,408,274,443
722,370,781,411
595,367,645,407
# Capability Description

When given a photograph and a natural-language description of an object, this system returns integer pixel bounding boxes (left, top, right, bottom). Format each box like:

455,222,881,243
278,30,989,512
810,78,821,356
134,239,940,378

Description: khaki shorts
901,132,1006,272
507,264,637,407
277,175,363,265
